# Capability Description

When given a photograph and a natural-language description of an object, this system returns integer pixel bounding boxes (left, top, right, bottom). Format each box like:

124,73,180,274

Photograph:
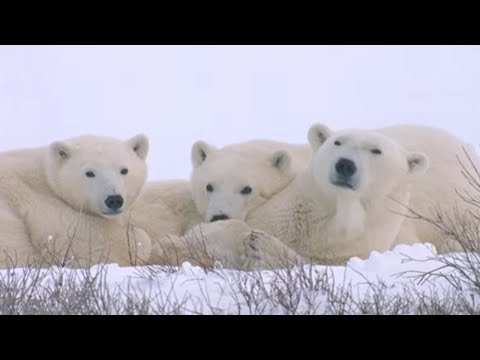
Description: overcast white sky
0,45,479,180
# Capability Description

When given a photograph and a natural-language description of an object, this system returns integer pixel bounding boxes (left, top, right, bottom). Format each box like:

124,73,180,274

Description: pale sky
1,45,479,180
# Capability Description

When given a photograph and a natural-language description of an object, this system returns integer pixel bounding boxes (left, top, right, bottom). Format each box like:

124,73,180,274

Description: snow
1,243,476,314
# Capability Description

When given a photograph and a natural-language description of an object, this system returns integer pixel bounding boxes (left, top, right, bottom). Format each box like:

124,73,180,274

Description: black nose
210,214,230,222
105,195,124,210
335,158,357,178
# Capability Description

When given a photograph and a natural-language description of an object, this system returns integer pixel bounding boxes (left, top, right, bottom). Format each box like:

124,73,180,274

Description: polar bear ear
269,150,291,173
127,134,149,160
407,152,429,175
191,140,216,168
50,141,72,162
308,123,332,151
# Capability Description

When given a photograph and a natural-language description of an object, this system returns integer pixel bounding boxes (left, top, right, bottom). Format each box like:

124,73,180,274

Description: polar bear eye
85,171,95,178
120,168,129,175
240,186,252,195
206,184,214,192
334,140,341,146
371,149,382,155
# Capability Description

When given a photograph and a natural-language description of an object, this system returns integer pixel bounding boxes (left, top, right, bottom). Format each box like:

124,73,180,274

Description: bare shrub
385,146,480,314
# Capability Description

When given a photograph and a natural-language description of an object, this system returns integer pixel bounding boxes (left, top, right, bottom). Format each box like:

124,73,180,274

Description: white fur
245,124,429,264
129,179,203,264
0,134,151,268
377,124,480,252
140,139,313,269
190,139,311,222
151,219,303,270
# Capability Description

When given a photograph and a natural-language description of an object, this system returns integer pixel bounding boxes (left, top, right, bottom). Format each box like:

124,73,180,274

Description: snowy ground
1,242,478,314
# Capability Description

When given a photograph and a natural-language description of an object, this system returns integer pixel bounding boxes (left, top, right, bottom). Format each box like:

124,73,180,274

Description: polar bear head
307,123,429,200
190,140,299,222
45,134,149,219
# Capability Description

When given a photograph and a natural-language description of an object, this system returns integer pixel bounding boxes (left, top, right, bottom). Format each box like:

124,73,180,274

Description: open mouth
331,180,354,189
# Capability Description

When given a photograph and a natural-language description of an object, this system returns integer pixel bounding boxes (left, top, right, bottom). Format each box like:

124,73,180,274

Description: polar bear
190,140,311,223
131,177,302,269
376,124,480,252
244,124,430,265
0,134,152,269
134,139,311,269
